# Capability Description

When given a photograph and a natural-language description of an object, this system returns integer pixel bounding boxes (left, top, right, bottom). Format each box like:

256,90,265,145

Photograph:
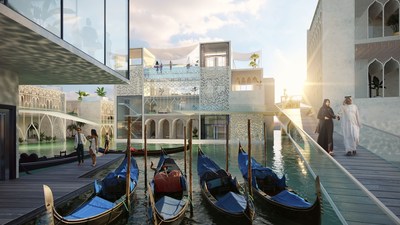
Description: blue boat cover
155,196,186,220
238,149,285,189
64,196,114,219
238,148,313,208
215,192,247,213
64,156,139,219
197,151,229,182
270,190,311,208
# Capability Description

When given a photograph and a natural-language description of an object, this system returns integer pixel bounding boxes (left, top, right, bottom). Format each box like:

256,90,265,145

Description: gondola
98,144,189,156
19,152,90,172
43,156,139,225
197,148,255,224
148,151,189,225
238,145,322,225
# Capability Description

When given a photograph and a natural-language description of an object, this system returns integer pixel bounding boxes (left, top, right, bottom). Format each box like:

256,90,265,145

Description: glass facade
63,0,104,62
201,115,228,140
117,96,142,139
8,0,61,36
7,0,129,79
106,0,128,77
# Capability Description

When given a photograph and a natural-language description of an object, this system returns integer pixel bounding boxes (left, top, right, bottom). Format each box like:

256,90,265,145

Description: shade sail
232,50,262,61
146,44,198,61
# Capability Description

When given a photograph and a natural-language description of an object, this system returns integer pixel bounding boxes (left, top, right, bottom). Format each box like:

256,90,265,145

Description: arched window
368,60,384,97
384,0,399,36
384,58,399,97
368,1,383,38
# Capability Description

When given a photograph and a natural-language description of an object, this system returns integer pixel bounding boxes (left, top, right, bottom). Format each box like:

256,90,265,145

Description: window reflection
63,0,104,62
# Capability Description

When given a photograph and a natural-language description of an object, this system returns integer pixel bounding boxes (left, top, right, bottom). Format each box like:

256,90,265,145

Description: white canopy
232,50,262,61
143,44,200,66
19,109,99,125
146,44,198,61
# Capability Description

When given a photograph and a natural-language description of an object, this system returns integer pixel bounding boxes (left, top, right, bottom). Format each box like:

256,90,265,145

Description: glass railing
144,66,200,80
278,109,400,225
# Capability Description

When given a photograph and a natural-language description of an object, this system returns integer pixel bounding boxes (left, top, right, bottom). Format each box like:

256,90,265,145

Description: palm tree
76,122,86,129
96,87,107,97
66,123,78,137
76,90,89,101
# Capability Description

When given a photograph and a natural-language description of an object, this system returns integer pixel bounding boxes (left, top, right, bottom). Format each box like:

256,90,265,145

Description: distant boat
197,147,255,224
19,152,90,172
148,151,189,225
98,144,189,156
238,145,321,225
43,156,139,224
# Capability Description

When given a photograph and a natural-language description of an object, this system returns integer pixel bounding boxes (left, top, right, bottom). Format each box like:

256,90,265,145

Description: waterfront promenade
281,107,400,225
0,154,123,225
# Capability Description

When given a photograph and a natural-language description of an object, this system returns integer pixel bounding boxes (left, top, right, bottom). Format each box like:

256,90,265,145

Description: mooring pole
189,119,193,216
247,119,253,197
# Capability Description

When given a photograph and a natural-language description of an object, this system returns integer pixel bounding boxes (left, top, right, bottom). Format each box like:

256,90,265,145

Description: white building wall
307,0,400,163
321,0,356,110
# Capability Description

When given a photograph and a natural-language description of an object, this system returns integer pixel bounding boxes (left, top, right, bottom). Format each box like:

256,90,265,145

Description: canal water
23,130,340,225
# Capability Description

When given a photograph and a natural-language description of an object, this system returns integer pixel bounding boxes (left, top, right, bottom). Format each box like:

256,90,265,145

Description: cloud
130,0,266,47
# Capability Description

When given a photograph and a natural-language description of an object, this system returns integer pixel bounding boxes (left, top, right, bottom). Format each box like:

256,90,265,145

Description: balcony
144,66,200,81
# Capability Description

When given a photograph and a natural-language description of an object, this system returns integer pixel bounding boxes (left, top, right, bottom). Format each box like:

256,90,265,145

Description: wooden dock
0,154,123,225
281,107,400,225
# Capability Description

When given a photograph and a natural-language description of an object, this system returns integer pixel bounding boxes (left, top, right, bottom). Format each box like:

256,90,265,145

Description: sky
63,0,319,102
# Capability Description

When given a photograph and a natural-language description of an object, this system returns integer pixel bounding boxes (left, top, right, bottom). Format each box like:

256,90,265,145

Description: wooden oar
226,116,229,172
126,117,131,208
189,119,193,216
184,126,187,176
144,125,148,188
147,183,159,225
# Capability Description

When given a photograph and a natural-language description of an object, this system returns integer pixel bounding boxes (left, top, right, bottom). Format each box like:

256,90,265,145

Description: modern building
0,1,129,180
116,41,276,144
305,0,400,163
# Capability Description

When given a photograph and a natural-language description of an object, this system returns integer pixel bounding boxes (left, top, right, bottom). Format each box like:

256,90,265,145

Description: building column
0,68,19,180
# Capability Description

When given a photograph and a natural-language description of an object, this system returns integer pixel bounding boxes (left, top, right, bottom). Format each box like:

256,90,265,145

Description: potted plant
76,90,89,101
249,53,259,68
370,76,385,97
387,12,399,35
192,127,198,138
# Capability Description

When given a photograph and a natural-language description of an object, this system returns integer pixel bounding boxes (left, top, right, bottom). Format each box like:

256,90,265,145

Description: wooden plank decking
282,107,400,225
0,154,123,225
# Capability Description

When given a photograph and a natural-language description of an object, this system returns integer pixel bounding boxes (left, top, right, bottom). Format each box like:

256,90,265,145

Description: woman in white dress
89,129,99,166
338,96,361,156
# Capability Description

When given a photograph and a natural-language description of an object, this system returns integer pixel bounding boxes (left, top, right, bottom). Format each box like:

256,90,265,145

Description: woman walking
316,99,338,155
89,129,99,166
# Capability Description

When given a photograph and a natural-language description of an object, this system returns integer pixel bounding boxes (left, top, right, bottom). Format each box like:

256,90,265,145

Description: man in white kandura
338,96,361,156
